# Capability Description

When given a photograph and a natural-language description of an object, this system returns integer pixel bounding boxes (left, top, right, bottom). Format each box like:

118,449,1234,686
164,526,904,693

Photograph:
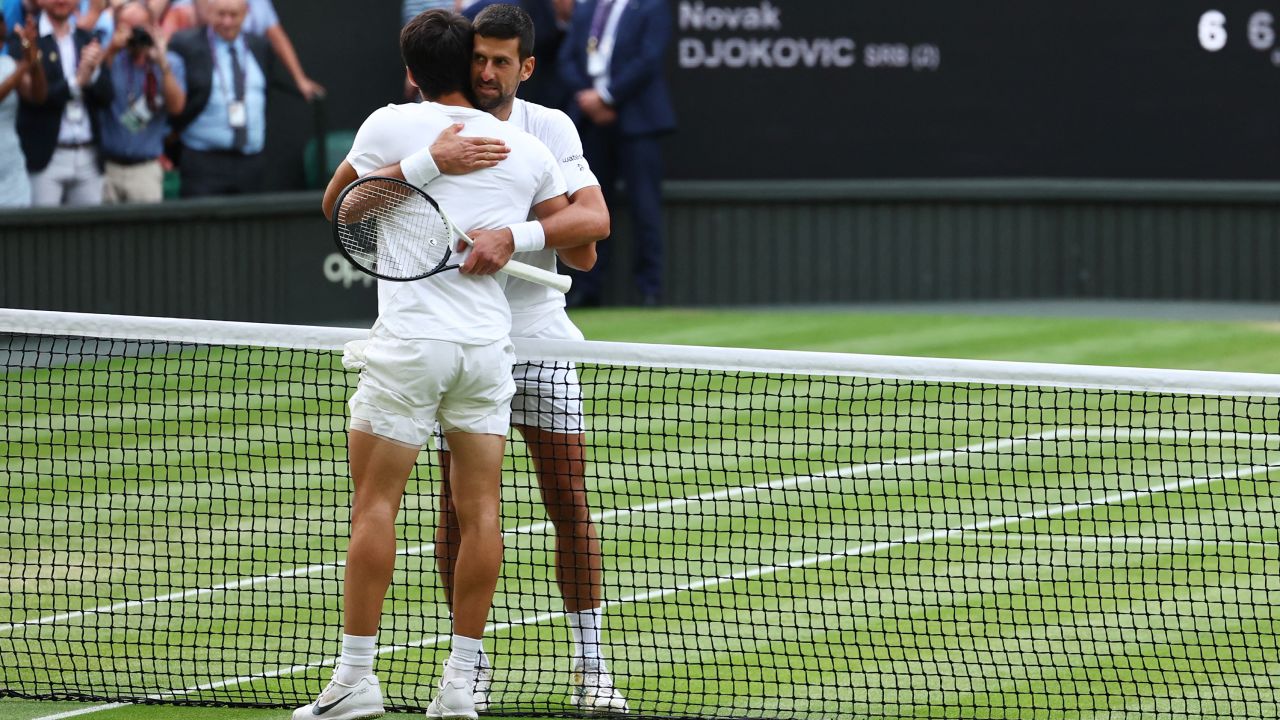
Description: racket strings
337,180,455,280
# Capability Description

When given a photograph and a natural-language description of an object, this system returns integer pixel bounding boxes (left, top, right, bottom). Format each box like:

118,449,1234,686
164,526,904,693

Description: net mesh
3,311,1279,719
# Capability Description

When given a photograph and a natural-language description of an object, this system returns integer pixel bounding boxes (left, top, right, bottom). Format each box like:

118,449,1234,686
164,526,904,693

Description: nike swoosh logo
312,692,354,716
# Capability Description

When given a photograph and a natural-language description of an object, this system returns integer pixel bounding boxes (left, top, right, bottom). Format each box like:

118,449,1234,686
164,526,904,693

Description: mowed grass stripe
132,461,1278,709
1,428,1071,633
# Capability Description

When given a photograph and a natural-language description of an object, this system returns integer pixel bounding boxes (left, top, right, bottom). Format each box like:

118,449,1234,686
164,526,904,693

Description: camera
126,26,154,51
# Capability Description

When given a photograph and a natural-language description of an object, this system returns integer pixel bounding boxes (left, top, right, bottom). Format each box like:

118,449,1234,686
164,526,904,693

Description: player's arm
537,186,607,271
371,124,508,188
461,193,571,276
321,160,359,220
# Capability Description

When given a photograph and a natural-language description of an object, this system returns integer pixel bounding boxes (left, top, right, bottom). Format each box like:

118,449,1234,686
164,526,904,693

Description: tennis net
2,308,1279,719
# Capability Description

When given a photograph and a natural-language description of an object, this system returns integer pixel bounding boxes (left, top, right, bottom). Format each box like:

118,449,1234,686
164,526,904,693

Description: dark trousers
574,123,665,304
179,147,267,198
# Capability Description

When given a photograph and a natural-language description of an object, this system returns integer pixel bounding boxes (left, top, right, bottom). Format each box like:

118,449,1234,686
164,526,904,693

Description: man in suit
6,0,113,206
558,0,674,307
165,0,293,197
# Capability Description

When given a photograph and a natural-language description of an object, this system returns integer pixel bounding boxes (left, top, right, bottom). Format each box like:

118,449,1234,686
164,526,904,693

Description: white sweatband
401,145,441,187
508,220,546,253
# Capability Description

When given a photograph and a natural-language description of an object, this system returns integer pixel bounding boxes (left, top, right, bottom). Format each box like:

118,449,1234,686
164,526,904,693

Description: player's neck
490,100,515,122
432,91,475,110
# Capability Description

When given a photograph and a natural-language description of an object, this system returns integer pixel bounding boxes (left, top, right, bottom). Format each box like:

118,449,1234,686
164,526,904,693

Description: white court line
40,457,1279,720
28,705,127,720
4,425,1087,634
964,532,1280,550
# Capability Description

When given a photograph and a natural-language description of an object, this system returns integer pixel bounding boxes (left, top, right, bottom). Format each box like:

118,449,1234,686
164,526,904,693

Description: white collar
38,12,72,39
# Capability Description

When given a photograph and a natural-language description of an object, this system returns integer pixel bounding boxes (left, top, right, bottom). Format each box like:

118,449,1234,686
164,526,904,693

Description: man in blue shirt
166,0,290,196
97,0,183,203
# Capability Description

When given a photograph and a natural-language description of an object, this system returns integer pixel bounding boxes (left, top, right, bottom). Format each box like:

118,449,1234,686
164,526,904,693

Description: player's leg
517,426,600,612
432,438,495,710
511,356,629,713
434,441,460,610
292,429,417,720
296,334,447,720
425,339,516,720
426,435,504,720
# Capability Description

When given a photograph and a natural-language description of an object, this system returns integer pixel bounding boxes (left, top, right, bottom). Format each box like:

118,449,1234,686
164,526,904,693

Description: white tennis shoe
292,673,384,720
424,667,478,719
571,661,630,714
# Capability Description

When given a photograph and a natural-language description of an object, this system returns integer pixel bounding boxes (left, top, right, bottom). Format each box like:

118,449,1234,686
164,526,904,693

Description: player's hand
458,227,514,276
431,123,509,175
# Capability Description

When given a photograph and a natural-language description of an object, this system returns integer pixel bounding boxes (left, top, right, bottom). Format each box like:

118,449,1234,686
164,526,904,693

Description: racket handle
501,259,573,294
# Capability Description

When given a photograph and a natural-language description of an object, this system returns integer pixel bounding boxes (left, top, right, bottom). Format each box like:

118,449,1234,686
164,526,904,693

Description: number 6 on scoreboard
1200,10,1227,52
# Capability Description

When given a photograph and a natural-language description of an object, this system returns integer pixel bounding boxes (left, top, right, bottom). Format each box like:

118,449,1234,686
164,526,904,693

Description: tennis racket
331,176,572,293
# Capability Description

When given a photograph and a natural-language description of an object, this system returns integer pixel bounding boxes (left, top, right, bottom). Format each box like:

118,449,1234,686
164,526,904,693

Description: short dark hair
472,3,535,60
400,9,473,100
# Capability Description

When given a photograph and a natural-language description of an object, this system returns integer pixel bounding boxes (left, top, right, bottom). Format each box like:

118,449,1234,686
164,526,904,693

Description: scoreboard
665,1,1280,180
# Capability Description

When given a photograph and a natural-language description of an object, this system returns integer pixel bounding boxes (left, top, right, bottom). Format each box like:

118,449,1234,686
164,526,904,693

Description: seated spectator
166,0,292,197
98,0,182,202
0,14,44,207
10,0,114,207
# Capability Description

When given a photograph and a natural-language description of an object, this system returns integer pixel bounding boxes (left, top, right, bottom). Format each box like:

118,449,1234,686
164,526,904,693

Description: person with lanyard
166,0,292,197
97,0,184,203
9,0,113,207
558,0,675,307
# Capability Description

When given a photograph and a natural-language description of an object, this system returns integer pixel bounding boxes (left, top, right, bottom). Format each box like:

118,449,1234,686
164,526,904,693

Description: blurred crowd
1,0,675,303
0,0,323,207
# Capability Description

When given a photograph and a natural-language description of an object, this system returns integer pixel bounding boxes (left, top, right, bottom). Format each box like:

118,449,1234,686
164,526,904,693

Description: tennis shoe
292,673,384,720
424,667,478,719
571,661,630,714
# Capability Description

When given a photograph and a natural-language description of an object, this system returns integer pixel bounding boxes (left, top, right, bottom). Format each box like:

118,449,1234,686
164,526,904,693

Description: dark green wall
2,180,1278,323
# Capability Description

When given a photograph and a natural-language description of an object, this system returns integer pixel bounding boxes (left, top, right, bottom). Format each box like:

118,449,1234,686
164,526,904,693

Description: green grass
4,307,1280,720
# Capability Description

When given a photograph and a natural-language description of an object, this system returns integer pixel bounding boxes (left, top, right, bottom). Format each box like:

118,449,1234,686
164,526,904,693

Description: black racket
331,176,571,292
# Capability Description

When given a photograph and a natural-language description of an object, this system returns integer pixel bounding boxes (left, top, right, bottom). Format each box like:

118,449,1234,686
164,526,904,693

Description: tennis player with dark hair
411,3,624,713
295,9,568,720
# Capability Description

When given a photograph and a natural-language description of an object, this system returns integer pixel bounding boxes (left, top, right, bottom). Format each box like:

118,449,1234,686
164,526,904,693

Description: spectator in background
461,0,571,109
238,0,322,100
167,0,292,196
165,0,319,99
158,0,196,35
98,0,183,202
8,0,114,207
559,0,675,306
0,15,44,207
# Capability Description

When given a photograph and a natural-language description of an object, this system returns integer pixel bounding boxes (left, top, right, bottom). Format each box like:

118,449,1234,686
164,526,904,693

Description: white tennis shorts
343,329,516,447
436,312,584,451
510,311,585,433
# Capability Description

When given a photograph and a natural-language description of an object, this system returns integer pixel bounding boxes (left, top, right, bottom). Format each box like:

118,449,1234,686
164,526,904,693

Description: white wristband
508,220,546,254
401,145,441,187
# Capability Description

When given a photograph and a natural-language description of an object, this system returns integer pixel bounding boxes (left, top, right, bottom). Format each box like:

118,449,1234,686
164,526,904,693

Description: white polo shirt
503,98,600,336
345,101,567,344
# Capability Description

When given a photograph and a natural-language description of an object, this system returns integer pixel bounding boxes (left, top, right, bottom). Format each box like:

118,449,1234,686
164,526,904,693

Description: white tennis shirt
503,98,601,336
346,101,567,344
